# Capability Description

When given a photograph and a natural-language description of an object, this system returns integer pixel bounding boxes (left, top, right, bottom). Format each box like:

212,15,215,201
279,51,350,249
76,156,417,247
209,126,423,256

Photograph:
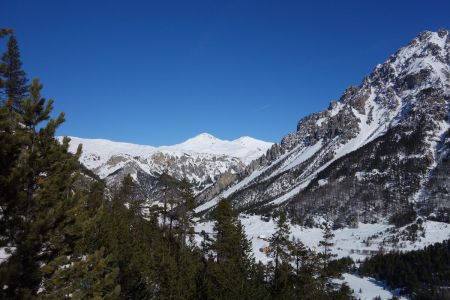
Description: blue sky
1,0,450,145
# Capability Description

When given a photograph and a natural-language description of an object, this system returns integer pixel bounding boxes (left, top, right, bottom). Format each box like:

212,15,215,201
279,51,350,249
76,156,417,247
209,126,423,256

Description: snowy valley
60,29,450,300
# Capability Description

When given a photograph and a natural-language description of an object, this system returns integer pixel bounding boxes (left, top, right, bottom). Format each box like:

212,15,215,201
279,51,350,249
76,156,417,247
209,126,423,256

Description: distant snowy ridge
63,133,272,167
159,133,273,164
59,134,273,195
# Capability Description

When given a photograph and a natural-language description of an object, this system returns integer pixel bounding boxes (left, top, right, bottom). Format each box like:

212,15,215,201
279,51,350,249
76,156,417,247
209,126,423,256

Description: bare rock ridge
197,29,450,225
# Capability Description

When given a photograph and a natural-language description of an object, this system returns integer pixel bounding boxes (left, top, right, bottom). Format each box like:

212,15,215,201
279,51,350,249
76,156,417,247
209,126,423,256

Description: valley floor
195,214,450,300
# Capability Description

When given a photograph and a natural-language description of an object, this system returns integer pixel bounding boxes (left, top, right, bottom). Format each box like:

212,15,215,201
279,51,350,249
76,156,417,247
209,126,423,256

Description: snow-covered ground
195,214,450,263
335,273,407,300
195,214,450,300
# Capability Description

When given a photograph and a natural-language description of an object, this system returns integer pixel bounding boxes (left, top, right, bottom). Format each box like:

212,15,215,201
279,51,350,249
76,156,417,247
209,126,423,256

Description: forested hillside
360,239,450,299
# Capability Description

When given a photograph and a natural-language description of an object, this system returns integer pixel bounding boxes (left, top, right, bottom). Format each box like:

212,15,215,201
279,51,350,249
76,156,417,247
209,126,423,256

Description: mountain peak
165,133,273,163
389,30,449,80
234,136,256,142
189,132,219,142
175,133,221,148
196,29,450,217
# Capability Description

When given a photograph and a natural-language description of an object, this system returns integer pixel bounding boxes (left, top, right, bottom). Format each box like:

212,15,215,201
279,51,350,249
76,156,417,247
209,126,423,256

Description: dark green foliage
268,213,294,297
319,223,336,266
202,199,265,299
1,35,28,111
389,205,417,227
269,213,292,268
175,178,197,247
360,239,450,299
0,79,78,298
0,29,12,93
326,256,354,275
264,215,351,299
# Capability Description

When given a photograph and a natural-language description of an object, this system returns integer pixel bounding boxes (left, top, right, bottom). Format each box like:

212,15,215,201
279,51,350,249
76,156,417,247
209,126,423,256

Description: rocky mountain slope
62,134,272,198
197,29,450,225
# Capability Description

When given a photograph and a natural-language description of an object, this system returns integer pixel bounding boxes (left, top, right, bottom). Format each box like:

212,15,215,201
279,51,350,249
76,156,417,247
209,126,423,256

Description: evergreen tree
176,178,196,248
0,28,12,92
290,237,326,299
361,239,450,298
291,237,308,277
269,213,292,269
40,182,121,299
206,199,256,299
318,222,338,293
268,213,294,298
319,223,336,268
1,35,28,111
40,247,121,299
0,79,88,298
159,173,180,236
0,97,22,248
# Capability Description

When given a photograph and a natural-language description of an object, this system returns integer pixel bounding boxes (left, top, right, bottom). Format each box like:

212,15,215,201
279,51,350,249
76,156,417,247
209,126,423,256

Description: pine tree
41,247,121,299
0,99,22,247
0,79,84,297
206,199,256,299
268,213,293,270
318,222,338,293
159,173,179,236
1,35,28,111
40,180,121,299
0,32,17,240
291,237,308,277
268,213,294,298
177,178,196,248
0,28,12,92
319,223,336,267
289,237,327,299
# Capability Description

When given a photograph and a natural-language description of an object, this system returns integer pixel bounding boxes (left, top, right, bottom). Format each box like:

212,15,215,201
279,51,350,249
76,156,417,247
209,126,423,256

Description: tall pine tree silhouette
1,35,28,111
268,213,294,298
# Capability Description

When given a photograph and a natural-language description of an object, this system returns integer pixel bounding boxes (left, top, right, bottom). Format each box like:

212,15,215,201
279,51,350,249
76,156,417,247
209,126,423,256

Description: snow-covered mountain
197,29,450,225
62,133,273,195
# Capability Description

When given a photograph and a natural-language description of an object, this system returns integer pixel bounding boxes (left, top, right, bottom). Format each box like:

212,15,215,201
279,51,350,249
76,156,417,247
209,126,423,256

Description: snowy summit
60,133,273,193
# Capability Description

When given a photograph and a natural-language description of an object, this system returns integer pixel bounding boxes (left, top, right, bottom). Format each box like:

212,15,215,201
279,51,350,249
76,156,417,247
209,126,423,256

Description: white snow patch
0,247,14,264
318,179,328,186
316,117,327,126
329,102,344,117
335,273,406,300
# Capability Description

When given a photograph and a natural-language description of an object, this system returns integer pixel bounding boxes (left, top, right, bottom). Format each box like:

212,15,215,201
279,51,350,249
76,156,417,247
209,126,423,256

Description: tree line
360,239,450,299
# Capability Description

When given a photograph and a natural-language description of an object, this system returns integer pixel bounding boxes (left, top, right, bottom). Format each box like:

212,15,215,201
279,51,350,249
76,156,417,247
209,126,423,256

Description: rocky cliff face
197,29,450,225
62,134,273,200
